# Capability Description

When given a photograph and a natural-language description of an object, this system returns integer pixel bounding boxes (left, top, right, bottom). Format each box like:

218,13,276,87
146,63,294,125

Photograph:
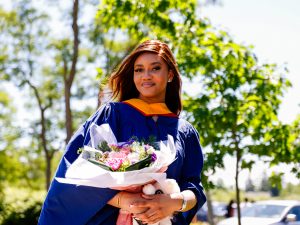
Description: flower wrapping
56,123,176,189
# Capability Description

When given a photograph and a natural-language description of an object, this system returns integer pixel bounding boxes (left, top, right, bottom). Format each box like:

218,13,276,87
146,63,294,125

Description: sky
198,0,300,188
200,0,300,124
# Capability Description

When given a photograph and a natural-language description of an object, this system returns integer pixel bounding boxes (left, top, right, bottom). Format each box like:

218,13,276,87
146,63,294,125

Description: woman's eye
134,68,143,73
153,66,161,71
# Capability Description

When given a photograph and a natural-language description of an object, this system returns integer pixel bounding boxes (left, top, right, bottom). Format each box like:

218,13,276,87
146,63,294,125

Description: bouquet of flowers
79,137,158,172
56,123,176,189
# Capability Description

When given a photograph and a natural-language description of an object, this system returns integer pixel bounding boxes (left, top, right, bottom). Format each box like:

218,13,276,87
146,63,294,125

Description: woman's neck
137,96,165,104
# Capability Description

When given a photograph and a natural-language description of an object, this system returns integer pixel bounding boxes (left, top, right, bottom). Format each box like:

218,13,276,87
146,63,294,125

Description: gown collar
123,98,178,117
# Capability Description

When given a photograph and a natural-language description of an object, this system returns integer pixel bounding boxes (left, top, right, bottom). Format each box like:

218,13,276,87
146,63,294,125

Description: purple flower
119,139,134,147
151,153,157,162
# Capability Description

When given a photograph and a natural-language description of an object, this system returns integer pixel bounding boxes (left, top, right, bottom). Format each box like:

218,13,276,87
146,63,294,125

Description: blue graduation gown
38,101,206,225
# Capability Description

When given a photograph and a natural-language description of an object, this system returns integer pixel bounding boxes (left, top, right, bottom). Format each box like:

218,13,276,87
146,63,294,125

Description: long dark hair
109,40,182,115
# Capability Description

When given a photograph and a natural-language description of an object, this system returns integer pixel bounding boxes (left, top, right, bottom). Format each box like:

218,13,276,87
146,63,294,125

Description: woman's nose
142,70,152,79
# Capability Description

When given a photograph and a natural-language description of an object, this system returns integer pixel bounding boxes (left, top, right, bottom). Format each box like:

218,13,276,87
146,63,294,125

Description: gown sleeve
179,123,207,223
38,103,120,225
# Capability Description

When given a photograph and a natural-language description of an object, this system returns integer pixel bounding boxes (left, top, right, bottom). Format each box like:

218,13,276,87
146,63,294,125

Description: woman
38,40,206,225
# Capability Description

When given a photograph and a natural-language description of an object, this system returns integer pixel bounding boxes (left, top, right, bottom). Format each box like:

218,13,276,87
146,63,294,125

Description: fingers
148,217,161,224
145,215,160,224
130,196,157,208
142,194,155,199
130,194,171,223
130,201,148,208
134,208,155,218
134,210,163,224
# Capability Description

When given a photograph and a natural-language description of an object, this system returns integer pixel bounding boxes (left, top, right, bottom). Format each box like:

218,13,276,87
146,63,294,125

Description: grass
209,187,300,203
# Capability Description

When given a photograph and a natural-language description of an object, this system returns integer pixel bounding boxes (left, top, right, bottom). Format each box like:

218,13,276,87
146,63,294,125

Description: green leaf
124,155,152,171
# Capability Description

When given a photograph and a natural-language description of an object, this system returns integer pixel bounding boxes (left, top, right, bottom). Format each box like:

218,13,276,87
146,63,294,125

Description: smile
142,82,155,87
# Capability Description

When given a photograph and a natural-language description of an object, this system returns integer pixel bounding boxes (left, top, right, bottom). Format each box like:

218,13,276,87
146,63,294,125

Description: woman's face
133,52,173,103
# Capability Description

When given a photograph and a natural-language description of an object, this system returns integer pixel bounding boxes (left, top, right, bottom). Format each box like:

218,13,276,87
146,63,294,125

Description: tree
1,0,129,190
268,116,300,180
259,171,270,192
0,1,61,190
49,0,127,135
88,27,140,106
269,172,283,197
245,176,255,192
0,91,17,212
62,0,79,143
290,116,300,178
184,40,291,224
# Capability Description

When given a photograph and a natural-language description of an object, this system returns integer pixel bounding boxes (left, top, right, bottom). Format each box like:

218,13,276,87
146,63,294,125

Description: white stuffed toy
133,179,181,225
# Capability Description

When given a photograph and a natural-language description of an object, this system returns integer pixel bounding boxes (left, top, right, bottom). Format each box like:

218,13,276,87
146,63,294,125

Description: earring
168,79,172,83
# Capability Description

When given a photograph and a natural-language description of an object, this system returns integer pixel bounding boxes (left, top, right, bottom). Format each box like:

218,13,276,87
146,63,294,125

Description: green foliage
268,172,283,197
288,116,300,178
0,90,21,206
183,42,291,179
261,116,300,179
281,183,300,199
0,187,45,224
98,141,111,152
1,201,42,225
0,2,62,190
1,0,111,191
211,183,300,203
182,28,291,222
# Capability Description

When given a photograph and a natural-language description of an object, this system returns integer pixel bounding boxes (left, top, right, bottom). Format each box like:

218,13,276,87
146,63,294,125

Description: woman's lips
142,82,155,87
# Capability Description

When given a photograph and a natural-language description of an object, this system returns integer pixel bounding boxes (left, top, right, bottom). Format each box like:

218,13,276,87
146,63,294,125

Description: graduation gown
38,99,206,225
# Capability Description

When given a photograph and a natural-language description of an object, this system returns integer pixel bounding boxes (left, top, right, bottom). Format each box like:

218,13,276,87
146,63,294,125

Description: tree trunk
41,109,50,190
65,0,79,143
65,83,73,143
45,154,51,190
206,190,215,225
235,149,242,225
41,107,53,190
26,79,53,190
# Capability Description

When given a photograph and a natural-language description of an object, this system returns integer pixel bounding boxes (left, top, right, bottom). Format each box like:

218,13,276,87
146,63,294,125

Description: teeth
142,83,154,87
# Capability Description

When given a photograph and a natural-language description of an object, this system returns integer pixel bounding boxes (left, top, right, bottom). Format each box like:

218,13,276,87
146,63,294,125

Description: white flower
127,152,140,163
146,146,155,154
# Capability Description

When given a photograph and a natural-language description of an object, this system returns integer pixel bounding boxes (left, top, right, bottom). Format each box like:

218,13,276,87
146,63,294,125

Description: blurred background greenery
0,0,299,224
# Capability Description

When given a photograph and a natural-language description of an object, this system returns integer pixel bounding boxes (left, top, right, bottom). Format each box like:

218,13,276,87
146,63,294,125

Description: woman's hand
130,193,182,224
119,192,149,214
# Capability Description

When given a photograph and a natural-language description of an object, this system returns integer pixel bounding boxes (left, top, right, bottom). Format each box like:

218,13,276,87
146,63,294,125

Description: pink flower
109,152,127,159
106,158,123,171
120,146,131,155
